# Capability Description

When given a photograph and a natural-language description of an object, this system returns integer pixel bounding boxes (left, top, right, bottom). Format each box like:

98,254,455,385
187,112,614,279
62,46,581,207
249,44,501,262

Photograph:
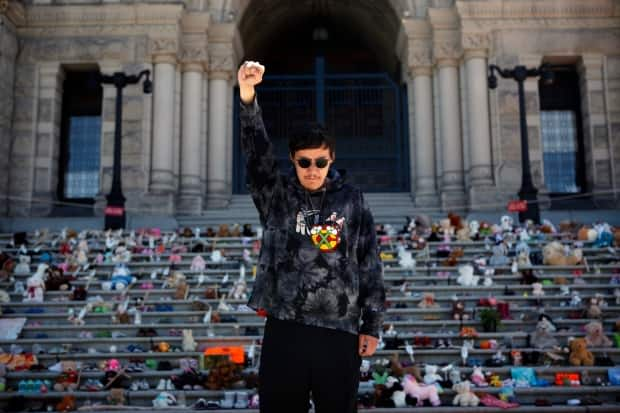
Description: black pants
259,317,361,413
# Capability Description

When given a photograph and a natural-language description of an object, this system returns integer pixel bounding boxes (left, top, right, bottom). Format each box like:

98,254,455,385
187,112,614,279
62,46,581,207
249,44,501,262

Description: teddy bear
56,395,76,412
542,241,582,266
451,298,468,321
14,255,31,275
584,321,613,347
389,353,422,382
23,264,48,303
568,338,594,366
456,265,479,287
422,364,442,387
452,380,479,407
578,226,598,242
531,282,544,297
585,294,607,319
182,329,198,352
418,292,439,309
53,361,80,391
529,315,558,349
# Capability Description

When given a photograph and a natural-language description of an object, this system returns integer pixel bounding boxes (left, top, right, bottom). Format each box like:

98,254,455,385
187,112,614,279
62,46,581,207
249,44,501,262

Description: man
238,60,385,413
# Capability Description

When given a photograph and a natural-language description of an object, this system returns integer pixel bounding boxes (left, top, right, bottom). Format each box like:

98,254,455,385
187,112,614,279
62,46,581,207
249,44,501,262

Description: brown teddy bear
542,241,582,266
584,321,613,347
568,338,594,366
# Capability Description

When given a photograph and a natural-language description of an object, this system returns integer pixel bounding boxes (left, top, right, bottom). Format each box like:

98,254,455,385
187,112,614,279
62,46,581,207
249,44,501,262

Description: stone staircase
0,222,618,412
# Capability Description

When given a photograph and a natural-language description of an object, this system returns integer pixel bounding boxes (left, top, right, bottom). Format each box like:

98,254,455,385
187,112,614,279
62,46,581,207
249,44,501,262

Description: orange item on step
204,346,245,364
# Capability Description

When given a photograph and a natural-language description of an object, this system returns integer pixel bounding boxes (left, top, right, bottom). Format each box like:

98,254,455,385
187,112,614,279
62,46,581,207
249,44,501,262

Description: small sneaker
156,378,166,390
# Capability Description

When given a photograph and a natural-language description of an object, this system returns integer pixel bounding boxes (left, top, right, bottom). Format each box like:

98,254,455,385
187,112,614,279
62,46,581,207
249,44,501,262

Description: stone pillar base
178,194,204,215
142,193,176,215
206,194,231,209
440,189,467,213
468,185,499,211
414,192,440,208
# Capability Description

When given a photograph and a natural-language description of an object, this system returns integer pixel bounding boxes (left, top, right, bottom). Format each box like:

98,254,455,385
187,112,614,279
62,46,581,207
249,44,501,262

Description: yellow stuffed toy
543,241,582,266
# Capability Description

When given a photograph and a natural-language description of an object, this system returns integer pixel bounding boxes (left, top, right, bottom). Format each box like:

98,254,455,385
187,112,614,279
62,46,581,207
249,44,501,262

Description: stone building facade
0,0,619,218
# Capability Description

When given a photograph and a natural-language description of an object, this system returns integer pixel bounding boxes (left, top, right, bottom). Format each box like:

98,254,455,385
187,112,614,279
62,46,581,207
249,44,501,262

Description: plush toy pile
0,216,618,411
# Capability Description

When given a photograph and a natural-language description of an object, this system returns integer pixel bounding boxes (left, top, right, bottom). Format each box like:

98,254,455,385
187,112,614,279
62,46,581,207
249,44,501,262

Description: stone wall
0,10,19,216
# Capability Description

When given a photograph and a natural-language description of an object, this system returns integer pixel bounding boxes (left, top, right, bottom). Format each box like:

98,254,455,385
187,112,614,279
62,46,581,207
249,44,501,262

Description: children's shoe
156,379,166,390
234,392,249,408
220,391,235,408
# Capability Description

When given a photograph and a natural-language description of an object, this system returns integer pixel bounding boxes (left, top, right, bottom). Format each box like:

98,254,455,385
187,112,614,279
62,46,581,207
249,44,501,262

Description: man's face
291,145,333,192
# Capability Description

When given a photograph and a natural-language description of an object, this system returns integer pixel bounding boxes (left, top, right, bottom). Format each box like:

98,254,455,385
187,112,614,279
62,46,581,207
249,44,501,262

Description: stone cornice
428,7,459,31
25,4,184,27
181,12,209,34
0,0,26,27
456,0,617,20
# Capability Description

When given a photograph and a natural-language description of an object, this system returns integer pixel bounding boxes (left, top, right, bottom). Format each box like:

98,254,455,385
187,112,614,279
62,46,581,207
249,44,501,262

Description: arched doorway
233,0,409,193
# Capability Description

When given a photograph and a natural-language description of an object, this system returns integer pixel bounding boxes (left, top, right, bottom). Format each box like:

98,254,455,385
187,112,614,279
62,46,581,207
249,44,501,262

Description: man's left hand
359,334,378,357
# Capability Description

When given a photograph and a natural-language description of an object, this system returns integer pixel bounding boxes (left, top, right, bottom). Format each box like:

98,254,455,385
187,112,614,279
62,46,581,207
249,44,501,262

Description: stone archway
232,0,410,193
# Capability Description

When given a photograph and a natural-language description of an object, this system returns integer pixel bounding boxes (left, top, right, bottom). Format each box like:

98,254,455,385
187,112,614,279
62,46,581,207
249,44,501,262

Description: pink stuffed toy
402,374,441,406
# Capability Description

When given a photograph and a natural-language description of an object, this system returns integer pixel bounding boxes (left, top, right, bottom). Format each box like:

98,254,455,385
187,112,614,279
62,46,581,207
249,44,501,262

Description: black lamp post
488,64,554,224
99,70,152,230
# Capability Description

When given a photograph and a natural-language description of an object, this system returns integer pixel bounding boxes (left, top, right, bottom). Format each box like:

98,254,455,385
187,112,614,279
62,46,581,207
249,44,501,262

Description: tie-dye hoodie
240,97,385,338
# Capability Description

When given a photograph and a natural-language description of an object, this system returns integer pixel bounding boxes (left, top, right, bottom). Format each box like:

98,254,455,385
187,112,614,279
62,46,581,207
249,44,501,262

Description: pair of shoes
81,379,104,391
130,379,150,391
156,378,174,390
219,391,249,409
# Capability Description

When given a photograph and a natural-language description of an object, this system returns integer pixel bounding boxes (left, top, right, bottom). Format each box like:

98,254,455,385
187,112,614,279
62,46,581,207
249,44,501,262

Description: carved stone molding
181,44,207,63
149,37,179,58
457,0,616,19
1,0,26,27
462,31,489,51
433,37,462,62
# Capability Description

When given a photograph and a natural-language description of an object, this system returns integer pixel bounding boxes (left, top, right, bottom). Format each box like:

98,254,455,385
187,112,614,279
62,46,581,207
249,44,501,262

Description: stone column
206,23,237,208
149,44,177,212
429,8,466,211
412,66,439,207
397,19,439,207
178,13,209,214
178,63,204,214
206,72,230,208
437,58,466,209
464,47,495,208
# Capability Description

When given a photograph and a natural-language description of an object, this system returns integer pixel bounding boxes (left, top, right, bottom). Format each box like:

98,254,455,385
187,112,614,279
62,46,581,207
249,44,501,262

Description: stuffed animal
402,375,441,406
152,392,177,408
542,241,582,266
489,244,510,267
578,226,598,242
530,315,558,349
470,366,488,387
452,380,479,407
14,255,31,275
423,364,442,386
56,395,76,412
418,292,439,309
451,298,468,321
53,361,80,391
584,321,613,347
190,256,206,272
182,329,197,352
389,353,422,382
568,338,594,366
397,245,416,271
23,264,48,303
108,388,125,405
586,294,607,319
456,265,479,287
531,282,544,297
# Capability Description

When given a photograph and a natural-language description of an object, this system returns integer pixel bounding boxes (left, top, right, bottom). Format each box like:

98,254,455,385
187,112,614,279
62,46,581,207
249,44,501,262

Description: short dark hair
288,122,335,159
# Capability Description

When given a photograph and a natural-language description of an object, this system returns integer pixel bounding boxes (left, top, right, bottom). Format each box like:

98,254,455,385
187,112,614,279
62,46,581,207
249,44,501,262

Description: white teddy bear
456,265,479,287
23,264,48,303
452,380,479,406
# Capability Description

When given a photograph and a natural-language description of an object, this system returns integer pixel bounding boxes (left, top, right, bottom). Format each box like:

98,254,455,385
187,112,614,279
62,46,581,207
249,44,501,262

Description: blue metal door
233,58,409,193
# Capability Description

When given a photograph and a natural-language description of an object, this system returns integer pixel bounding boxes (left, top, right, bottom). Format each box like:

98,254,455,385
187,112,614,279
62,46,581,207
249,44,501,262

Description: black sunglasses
295,157,330,169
